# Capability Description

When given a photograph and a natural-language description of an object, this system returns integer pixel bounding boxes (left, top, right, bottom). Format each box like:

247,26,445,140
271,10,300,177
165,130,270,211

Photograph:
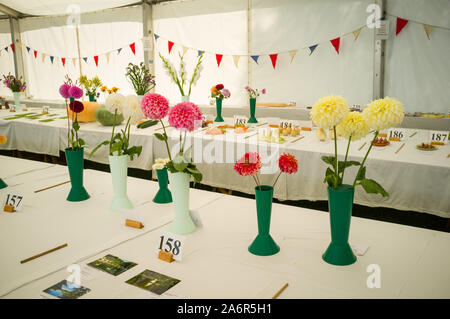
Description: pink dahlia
168,102,203,132
234,152,262,176
141,93,169,120
59,83,71,99
69,86,83,99
278,153,298,174
69,100,84,113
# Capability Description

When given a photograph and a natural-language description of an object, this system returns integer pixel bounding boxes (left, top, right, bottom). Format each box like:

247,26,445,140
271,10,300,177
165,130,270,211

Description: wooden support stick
34,181,70,193
244,132,258,139
395,143,405,154
289,136,305,144
272,283,289,299
358,142,367,151
20,243,68,264
409,131,417,138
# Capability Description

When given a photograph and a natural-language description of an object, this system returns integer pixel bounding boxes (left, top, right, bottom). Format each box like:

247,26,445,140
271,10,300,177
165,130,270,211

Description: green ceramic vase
153,168,172,204
88,95,96,102
65,148,90,202
248,185,280,256
214,98,224,122
168,172,196,235
248,98,258,123
0,178,7,189
109,155,133,211
322,184,357,266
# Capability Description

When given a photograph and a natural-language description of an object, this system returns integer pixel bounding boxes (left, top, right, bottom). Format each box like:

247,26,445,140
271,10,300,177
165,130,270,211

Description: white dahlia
105,93,125,114
310,95,349,129
336,112,370,141
363,97,404,131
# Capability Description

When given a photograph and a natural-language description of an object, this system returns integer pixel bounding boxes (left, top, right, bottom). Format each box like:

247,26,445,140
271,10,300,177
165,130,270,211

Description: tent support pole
9,17,27,98
143,1,155,92
373,0,386,100
247,0,252,90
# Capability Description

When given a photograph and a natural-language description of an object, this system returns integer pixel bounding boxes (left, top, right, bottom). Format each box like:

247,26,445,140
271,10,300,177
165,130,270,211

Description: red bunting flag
34,50,37,58
61,58,66,67
168,41,174,54
129,42,136,55
216,54,223,67
269,54,278,69
396,17,408,36
94,55,99,67
330,37,340,54
10,43,14,53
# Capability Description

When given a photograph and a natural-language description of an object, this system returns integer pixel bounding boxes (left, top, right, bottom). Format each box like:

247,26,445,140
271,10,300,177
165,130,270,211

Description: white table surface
1,108,449,217
0,156,223,297
2,186,449,299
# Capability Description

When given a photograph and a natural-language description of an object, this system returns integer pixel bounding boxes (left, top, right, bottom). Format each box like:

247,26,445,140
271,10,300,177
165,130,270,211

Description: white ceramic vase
168,171,196,234
109,155,133,211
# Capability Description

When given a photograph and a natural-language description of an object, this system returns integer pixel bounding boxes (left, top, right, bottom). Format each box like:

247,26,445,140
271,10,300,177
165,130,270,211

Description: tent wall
0,19,15,97
0,0,448,114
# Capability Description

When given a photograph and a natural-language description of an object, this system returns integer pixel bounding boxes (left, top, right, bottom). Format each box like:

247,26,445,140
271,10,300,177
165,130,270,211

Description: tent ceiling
0,0,147,16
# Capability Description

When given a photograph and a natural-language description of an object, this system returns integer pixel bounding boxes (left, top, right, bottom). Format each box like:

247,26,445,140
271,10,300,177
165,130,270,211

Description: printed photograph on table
43,280,91,299
87,254,137,276
125,269,180,295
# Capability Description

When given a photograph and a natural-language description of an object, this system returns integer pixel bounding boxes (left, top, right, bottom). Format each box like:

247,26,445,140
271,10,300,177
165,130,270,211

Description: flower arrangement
100,86,120,94
311,95,404,196
159,52,203,97
59,76,85,150
79,75,102,98
125,62,155,96
3,73,26,92
245,86,266,99
210,84,230,100
152,158,170,170
89,93,142,160
142,93,203,183
234,152,298,189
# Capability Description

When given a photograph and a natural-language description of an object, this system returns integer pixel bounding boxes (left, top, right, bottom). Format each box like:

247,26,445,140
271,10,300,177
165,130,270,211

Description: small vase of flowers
125,62,155,96
3,73,26,111
245,86,266,123
210,84,230,122
79,75,102,101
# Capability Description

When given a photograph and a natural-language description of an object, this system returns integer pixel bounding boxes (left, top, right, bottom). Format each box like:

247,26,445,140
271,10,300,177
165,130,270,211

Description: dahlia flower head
59,84,71,99
362,97,404,131
105,93,125,114
310,95,349,129
278,153,298,174
141,93,169,120
123,95,144,124
69,100,84,113
68,86,83,99
336,112,370,141
168,102,202,132
152,158,170,170
234,152,262,176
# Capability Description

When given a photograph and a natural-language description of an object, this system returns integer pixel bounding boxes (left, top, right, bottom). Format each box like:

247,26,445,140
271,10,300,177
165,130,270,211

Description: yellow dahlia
363,97,404,131
310,95,349,129
336,112,369,141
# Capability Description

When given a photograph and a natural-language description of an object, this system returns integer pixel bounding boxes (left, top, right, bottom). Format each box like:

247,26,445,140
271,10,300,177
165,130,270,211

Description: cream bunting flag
233,55,240,68
353,27,362,41
423,24,435,40
72,58,77,67
289,50,298,63
106,52,111,64
182,46,189,55
41,53,46,63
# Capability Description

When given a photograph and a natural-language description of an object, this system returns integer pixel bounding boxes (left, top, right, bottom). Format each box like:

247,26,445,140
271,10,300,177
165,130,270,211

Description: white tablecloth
0,156,223,297
1,109,449,217
3,188,450,299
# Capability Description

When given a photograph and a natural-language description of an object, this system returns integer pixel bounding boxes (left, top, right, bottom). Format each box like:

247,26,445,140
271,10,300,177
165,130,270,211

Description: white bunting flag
423,24,435,40
233,55,240,68
353,27,362,41
289,50,298,63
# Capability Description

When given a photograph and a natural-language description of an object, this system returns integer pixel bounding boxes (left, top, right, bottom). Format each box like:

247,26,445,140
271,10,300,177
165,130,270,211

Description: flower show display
3,73,26,111
311,95,404,266
59,80,90,202
234,152,298,256
125,62,156,97
159,52,203,102
90,93,142,211
152,158,172,204
79,75,103,101
210,84,230,122
245,86,266,123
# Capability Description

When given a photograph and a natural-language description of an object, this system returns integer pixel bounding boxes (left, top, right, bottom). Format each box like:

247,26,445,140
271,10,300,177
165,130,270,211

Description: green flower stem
109,110,117,155
272,171,282,188
65,99,70,149
160,120,172,161
341,135,352,182
352,131,379,188
333,125,338,188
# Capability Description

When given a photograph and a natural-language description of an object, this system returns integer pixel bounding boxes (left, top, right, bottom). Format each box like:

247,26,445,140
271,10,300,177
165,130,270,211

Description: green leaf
355,166,366,181
359,178,389,197
338,160,360,172
154,133,167,141
110,141,122,155
78,138,86,147
321,156,336,167
73,121,80,131
323,167,335,187
89,140,109,158
172,154,188,172
187,165,202,183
